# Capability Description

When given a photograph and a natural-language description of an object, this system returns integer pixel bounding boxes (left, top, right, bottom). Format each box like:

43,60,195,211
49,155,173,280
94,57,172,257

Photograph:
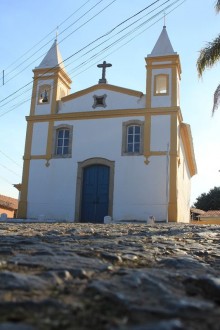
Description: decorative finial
56,26,59,41
163,12,166,27
97,60,112,84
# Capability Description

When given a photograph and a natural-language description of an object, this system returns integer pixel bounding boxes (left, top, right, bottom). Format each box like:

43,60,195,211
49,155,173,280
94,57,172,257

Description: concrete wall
27,115,169,221
59,90,146,113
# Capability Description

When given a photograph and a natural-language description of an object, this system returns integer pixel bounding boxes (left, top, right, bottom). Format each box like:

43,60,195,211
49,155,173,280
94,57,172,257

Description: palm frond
215,0,220,12
212,83,220,115
197,34,220,77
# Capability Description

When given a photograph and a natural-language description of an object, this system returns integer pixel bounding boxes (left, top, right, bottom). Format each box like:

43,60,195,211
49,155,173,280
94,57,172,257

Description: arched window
53,125,73,158
154,74,169,95
122,120,144,155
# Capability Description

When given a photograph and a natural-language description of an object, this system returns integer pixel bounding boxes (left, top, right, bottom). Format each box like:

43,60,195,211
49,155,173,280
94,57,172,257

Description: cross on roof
97,61,112,84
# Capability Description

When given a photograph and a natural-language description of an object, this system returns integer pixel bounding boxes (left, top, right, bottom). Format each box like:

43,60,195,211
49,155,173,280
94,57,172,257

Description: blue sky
0,0,220,205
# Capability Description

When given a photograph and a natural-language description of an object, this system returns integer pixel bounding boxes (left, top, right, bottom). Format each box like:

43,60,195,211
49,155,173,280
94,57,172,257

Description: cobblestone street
0,223,220,330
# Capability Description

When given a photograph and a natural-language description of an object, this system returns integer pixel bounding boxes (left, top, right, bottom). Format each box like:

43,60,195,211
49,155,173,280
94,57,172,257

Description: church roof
0,194,18,210
36,39,65,70
149,26,177,57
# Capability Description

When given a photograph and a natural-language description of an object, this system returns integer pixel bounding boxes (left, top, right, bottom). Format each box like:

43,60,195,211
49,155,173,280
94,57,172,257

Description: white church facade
17,26,197,223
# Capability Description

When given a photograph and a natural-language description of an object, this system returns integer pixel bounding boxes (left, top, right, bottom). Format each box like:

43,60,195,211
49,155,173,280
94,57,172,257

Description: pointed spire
149,26,177,57
36,39,65,70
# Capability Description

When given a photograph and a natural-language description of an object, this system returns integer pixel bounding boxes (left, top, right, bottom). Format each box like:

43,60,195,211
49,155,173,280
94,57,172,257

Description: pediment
59,84,145,113
62,84,143,101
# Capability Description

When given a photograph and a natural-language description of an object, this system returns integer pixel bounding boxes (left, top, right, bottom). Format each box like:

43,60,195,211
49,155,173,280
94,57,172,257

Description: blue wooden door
81,165,110,223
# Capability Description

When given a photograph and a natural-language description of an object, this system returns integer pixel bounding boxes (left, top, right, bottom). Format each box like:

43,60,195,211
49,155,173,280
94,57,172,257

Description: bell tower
144,26,182,222
30,39,72,116
145,25,181,109
17,40,72,219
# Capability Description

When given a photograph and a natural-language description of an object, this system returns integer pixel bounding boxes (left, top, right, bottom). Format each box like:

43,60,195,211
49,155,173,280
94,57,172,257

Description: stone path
0,223,220,330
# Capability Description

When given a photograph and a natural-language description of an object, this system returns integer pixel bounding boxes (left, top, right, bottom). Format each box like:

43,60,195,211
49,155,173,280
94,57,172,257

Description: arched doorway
75,158,115,223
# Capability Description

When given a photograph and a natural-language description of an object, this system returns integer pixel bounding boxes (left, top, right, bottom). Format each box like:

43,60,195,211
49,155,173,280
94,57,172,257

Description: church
17,26,197,223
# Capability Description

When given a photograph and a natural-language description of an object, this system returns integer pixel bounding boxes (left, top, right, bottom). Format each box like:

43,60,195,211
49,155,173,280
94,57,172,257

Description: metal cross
97,61,112,84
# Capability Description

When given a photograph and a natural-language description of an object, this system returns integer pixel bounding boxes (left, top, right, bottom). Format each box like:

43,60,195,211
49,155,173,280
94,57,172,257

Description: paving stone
0,223,219,329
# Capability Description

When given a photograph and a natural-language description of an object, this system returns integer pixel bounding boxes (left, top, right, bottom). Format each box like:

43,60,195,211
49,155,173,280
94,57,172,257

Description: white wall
31,122,48,155
27,159,76,220
58,89,146,113
27,115,169,221
151,115,170,151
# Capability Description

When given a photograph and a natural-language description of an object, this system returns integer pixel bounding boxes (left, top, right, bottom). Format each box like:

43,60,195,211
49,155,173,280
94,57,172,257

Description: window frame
122,120,144,156
154,74,169,96
52,124,73,158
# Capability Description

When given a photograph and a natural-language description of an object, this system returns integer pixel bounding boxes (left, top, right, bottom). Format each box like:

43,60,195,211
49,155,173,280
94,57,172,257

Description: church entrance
81,165,110,223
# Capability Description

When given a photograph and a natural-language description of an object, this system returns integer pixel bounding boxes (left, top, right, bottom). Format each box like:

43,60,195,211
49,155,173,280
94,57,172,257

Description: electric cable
2,0,93,78
3,0,114,86
0,0,185,181
0,150,22,168
0,0,165,106
0,0,184,117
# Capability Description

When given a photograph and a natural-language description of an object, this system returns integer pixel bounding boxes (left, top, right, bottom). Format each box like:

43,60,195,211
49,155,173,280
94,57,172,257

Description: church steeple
30,40,72,116
150,26,176,56
145,26,181,109
36,39,66,71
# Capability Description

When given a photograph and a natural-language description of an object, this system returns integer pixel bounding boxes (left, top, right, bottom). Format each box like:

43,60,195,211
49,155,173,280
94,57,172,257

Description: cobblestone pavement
0,223,220,330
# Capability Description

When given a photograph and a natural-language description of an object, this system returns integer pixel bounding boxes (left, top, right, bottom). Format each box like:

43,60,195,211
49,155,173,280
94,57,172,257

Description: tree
193,186,220,211
197,0,220,115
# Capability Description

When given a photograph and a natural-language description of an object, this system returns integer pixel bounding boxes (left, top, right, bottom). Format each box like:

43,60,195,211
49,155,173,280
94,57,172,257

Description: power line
0,163,21,177
0,0,163,107
0,0,184,118
67,0,172,74
0,175,14,186
73,0,186,78
2,0,92,77
2,0,112,86
0,0,117,112
0,0,185,178
0,150,22,168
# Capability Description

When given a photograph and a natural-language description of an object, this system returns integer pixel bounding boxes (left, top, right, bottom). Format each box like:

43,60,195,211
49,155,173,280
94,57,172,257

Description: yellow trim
146,64,152,108
26,107,182,123
17,122,34,218
30,80,38,116
180,123,197,177
62,84,143,101
46,121,54,159
145,54,181,110
171,67,177,107
33,67,72,85
30,155,47,159
146,54,182,77
150,151,167,156
143,113,151,162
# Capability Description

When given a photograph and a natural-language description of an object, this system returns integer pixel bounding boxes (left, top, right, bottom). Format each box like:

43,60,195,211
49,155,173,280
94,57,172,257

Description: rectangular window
127,125,140,153
155,75,168,95
122,120,144,156
56,128,70,156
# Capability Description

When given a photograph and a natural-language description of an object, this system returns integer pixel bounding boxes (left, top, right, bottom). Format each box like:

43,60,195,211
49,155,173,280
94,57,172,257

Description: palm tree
197,0,220,115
